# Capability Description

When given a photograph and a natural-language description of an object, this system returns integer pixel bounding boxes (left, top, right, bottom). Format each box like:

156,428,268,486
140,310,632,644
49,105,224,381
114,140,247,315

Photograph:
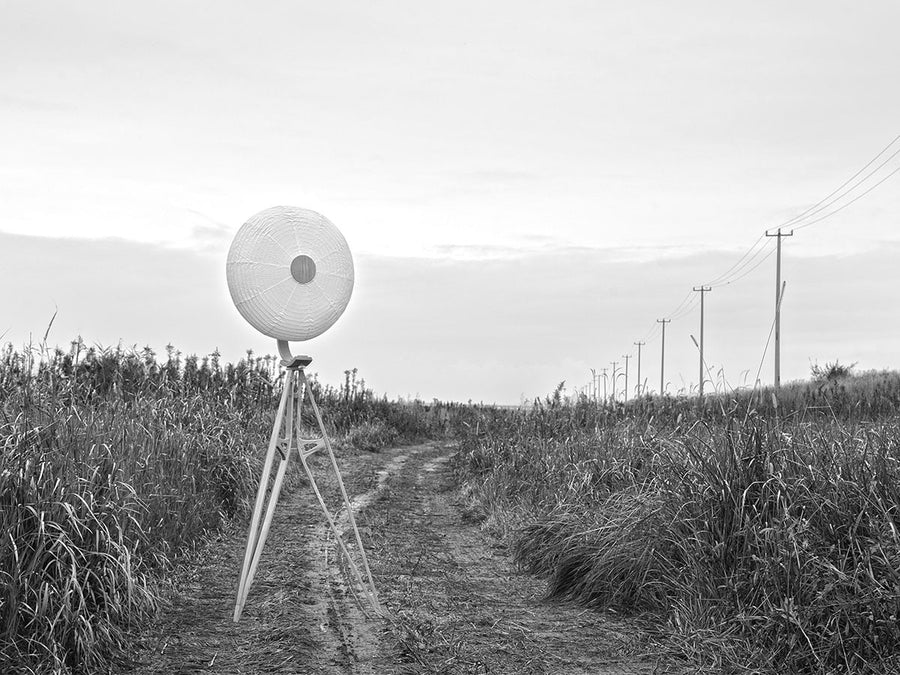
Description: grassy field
5,340,900,674
454,371,900,674
0,341,459,674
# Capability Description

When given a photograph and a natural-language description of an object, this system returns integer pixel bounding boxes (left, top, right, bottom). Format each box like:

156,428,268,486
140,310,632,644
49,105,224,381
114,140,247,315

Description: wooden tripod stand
233,343,380,622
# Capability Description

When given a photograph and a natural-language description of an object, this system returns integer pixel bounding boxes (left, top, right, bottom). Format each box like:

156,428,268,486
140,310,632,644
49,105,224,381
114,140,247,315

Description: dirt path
126,443,673,674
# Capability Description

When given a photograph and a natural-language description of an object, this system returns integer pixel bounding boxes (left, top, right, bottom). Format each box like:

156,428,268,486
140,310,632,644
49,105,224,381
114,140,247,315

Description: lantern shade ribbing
226,206,354,341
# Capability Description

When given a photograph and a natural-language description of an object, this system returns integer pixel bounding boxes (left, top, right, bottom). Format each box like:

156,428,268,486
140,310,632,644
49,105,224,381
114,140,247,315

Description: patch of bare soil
124,442,678,674
361,444,677,674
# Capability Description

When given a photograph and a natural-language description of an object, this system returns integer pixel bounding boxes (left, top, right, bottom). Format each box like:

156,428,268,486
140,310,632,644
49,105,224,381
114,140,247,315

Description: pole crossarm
765,228,795,238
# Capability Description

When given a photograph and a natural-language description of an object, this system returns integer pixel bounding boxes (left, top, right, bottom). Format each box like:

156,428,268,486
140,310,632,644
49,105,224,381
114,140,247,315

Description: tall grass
0,340,465,674
455,375,900,673
0,342,275,673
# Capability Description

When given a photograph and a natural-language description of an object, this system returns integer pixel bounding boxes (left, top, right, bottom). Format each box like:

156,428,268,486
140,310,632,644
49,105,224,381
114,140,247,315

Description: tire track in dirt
302,445,429,673
123,445,425,674
363,443,676,674
125,442,677,674
124,477,323,675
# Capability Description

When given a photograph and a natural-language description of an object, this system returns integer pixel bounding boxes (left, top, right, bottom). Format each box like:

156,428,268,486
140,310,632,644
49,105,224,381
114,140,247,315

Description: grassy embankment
0,340,459,674
455,371,900,674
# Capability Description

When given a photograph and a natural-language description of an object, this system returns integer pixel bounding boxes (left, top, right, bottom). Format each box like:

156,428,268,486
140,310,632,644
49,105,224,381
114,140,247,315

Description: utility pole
766,228,793,389
656,319,670,395
600,368,608,402
610,361,618,402
622,354,631,402
692,286,712,396
634,341,645,397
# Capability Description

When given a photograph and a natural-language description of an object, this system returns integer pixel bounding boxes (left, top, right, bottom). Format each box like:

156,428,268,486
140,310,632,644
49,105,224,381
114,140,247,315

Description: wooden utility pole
692,286,712,396
622,354,631,402
610,361,618,402
765,228,793,389
656,319,670,395
600,368,608,402
634,341,645,397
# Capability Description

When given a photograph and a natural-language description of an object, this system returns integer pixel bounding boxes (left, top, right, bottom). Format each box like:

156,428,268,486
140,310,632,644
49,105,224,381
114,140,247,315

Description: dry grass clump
341,419,400,452
455,381,900,673
322,368,466,446
0,342,274,673
0,443,158,672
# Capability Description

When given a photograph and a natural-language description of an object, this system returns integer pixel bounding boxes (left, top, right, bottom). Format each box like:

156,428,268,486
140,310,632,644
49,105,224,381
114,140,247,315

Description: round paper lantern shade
226,206,354,341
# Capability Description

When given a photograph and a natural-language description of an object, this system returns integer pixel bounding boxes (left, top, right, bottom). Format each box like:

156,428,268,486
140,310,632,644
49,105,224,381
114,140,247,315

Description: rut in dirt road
126,442,675,674
365,444,670,674
124,444,402,675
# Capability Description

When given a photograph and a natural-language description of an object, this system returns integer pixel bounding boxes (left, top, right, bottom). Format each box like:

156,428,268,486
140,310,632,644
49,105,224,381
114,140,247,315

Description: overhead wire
703,237,775,288
633,287,690,351
776,133,900,230
793,162,900,232
699,234,766,287
639,321,661,344
668,293,699,321
702,134,900,289
662,289,694,319
713,245,777,287
602,132,899,383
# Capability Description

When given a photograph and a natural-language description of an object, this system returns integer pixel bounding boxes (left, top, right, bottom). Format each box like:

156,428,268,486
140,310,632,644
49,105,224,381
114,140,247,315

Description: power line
704,237,775,288
655,246,771,352
639,321,661,344
713,245,777,287
625,132,898,397
668,293,699,321
664,290,694,319
700,135,900,289
783,145,900,230
633,292,694,345
793,162,900,232
777,134,900,230
700,234,768,287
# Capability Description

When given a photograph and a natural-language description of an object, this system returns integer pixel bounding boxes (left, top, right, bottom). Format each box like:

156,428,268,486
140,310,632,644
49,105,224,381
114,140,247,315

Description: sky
1,1,899,403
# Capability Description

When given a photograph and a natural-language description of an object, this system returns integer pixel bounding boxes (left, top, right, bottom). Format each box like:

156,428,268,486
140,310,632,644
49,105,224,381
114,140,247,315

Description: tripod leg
242,438,292,601
234,370,293,622
298,450,380,612
238,373,296,612
300,371,381,611
293,375,377,610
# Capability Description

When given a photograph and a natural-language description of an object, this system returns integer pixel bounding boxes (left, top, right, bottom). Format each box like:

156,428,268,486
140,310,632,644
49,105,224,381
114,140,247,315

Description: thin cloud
1,232,898,404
